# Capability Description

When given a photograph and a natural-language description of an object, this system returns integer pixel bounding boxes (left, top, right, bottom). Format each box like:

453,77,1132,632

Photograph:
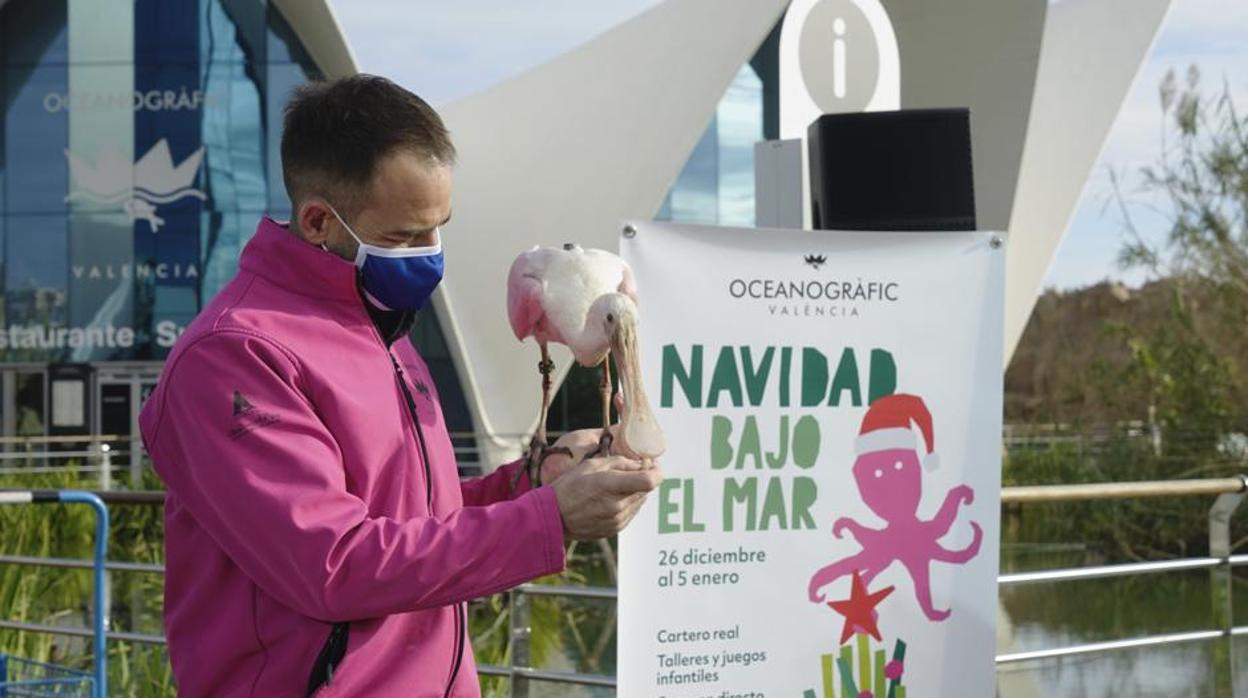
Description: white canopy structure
320,0,1174,466
437,0,792,465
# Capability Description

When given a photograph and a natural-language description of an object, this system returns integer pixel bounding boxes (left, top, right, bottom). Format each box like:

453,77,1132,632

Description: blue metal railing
0,491,108,698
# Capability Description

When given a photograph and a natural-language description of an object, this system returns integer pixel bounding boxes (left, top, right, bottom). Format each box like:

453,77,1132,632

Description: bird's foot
514,437,573,490
590,429,614,459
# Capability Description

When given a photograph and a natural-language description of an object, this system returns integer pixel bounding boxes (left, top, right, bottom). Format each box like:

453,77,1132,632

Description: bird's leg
515,343,570,490
586,353,616,459
600,354,612,429
537,342,555,446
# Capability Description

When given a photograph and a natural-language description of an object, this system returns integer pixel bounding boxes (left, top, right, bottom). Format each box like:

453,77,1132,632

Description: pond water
997,545,1248,697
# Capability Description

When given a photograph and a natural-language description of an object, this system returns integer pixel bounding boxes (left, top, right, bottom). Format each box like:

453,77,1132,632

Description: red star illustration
826,570,894,644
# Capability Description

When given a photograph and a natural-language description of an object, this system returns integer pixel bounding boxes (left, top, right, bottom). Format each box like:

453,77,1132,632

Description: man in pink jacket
139,75,660,697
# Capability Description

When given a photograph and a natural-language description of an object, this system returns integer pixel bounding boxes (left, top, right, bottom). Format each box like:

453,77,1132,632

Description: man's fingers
606,457,649,472
602,464,662,494
581,454,649,473
555,451,660,541
622,490,648,516
613,490,651,529
554,428,606,451
566,442,598,464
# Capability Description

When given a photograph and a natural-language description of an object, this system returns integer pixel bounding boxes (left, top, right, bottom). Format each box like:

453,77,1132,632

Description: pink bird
507,243,666,483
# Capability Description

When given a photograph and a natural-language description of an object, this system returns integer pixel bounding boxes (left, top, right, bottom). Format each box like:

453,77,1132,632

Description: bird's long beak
610,313,666,460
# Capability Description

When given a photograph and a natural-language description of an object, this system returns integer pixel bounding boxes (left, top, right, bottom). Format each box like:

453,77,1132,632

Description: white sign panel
620,221,1004,697
779,0,901,141
51,380,86,428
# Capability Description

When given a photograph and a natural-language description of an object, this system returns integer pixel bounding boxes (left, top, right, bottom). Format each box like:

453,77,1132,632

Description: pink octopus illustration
808,393,982,622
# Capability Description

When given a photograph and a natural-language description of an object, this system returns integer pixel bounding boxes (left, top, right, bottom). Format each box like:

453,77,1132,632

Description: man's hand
551,454,661,541
539,427,615,484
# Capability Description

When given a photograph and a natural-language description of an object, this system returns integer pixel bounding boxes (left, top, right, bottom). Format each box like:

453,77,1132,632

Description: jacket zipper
387,350,466,695
444,603,465,696
389,352,434,512
305,622,349,697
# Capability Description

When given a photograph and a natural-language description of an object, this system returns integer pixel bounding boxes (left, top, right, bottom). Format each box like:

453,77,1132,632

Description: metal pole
1002,477,1247,504
1209,476,1246,698
56,491,109,698
97,443,112,492
130,436,142,487
510,589,531,698
95,446,116,639
131,381,144,487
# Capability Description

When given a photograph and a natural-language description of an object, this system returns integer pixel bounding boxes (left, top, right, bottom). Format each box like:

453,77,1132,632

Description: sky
328,0,1248,292
1046,0,1248,290
326,1,661,105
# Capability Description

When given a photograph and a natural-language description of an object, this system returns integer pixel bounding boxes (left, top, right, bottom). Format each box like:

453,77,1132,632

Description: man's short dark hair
281,74,456,213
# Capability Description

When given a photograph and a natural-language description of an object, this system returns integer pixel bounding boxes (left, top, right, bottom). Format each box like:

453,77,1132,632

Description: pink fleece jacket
139,217,565,697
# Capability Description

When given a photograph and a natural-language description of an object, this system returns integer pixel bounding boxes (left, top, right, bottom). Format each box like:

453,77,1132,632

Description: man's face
315,150,453,260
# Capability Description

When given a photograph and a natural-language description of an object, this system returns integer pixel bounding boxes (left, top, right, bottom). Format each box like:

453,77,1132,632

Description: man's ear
296,199,334,245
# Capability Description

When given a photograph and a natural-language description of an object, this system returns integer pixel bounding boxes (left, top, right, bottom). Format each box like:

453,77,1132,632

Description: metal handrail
1,476,1246,694
0,554,163,575
0,490,166,506
0,435,127,445
999,554,1248,585
1001,476,1248,502
516,583,618,600
477,665,617,687
0,491,110,697
8,553,1248,589
8,474,1246,508
0,451,110,461
994,628,1237,664
0,619,164,646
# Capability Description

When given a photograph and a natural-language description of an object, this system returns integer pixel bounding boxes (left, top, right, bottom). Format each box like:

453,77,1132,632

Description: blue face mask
327,205,445,312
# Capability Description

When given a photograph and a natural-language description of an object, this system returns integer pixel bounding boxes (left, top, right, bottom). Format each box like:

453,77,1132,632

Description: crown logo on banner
64,138,207,233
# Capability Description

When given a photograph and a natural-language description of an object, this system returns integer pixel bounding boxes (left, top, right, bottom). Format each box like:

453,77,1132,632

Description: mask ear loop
324,202,370,266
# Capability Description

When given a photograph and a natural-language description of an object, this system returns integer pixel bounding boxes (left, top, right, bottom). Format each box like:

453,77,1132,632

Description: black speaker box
807,109,975,231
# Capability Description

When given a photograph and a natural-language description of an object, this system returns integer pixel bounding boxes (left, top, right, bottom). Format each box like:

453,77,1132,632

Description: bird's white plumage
507,244,636,366
507,243,663,460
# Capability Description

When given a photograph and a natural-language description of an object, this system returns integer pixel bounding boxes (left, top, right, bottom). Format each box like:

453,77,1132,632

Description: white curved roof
319,0,1171,466
273,0,359,78
436,0,791,464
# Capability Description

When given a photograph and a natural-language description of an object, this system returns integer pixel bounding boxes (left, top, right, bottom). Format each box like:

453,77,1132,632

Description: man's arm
461,430,603,506
143,331,566,623
460,459,533,507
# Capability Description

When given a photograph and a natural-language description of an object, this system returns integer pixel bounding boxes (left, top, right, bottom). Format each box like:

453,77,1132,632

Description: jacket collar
239,217,361,303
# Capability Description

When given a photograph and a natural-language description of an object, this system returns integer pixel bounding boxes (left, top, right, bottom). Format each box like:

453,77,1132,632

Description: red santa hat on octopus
854,393,940,471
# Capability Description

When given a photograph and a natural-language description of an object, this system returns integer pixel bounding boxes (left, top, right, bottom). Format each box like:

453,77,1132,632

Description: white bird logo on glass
507,243,666,484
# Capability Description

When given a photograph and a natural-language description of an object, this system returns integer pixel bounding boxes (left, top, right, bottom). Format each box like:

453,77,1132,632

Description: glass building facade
0,0,323,446
656,27,779,228
1,0,319,364
0,1,777,460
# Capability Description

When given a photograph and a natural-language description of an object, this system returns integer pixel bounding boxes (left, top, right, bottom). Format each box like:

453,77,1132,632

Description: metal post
96,444,112,492
131,380,144,487
1208,475,1247,698
754,139,805,229
510,589,531,698
56,491,109,698
130,432,143,487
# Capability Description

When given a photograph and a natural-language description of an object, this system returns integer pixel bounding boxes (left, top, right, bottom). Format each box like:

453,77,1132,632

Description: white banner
620,221,1005,698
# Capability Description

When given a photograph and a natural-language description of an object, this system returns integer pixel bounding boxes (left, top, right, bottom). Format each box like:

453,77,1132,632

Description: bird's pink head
506,247,549,342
